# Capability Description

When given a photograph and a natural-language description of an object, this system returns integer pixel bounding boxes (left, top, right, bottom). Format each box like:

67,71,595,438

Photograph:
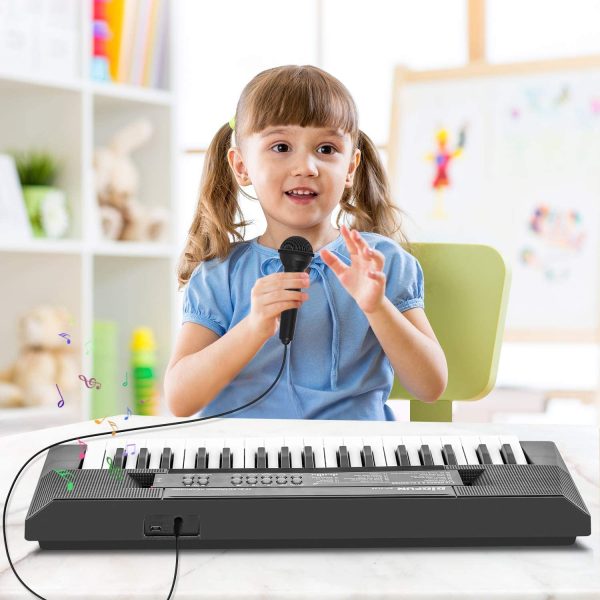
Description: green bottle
130,327,158,416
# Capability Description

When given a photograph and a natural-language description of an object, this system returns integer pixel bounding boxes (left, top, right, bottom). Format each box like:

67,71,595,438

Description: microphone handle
279,286,299,345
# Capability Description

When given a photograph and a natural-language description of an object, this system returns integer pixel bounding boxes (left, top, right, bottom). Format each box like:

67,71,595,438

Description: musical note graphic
79,374,101,390
94,416,106,424
56,384,65,408
77,439,86,460
54,469,75,492
108,419,118,436
126,443,136,456
105,456,124,480
122,371,128,387
125,407,132,420
58,332,71,345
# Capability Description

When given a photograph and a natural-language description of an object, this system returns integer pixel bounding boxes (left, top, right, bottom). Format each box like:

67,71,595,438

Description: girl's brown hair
178,64,409,289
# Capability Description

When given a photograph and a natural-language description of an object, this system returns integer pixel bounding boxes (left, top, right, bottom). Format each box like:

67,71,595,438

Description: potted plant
12,150,69,239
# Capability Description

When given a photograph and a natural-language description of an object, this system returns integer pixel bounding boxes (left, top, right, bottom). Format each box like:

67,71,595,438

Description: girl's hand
247,272,310,340
320,224,386,314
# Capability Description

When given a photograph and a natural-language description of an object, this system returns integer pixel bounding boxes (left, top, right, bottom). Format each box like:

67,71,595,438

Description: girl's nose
291,153,318,177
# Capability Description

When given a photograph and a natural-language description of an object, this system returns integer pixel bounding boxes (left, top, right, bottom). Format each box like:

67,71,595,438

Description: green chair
390,243,512,422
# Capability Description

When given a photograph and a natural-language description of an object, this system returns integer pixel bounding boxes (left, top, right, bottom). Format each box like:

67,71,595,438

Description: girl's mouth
285,191,318,205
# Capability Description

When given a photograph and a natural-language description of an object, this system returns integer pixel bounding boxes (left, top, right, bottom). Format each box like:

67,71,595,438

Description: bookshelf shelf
0,0,177,425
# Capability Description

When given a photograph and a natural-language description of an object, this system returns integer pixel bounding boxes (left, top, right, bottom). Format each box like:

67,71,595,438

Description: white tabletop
1,416,599,599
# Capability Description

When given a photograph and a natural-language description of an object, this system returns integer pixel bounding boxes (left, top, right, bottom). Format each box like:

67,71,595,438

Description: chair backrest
389,243,512,422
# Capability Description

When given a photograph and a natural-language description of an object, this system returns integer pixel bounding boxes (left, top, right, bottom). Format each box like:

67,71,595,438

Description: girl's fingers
341,224,359,255
320,248,348,277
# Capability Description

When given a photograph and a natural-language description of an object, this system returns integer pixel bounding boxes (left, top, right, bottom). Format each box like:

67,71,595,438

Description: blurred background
1,0,599,434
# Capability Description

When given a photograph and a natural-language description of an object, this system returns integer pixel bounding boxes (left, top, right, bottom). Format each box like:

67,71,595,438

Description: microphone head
278,236,314,272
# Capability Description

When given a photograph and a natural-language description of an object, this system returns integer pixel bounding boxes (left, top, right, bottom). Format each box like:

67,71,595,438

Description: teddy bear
93,118,169,242
0,306,78,408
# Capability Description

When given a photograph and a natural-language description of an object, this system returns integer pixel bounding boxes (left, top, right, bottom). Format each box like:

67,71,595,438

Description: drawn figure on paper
426,126,466,219
520,204,586,281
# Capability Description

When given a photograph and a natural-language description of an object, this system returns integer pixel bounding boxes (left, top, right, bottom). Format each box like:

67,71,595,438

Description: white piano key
244,438,263,468
343,437,364,467
81,440,106,469
205,438,225,469
183,439,199,468
382,436,403,466
420,436,445,466
499,435,528,465
285,437,304,469
225,437,245,469
362,437,387,466
440,436,467,465
124,439,144,469
264,437,284,469
479,435,504,465
323,437,343,467
401,436,422,466
460,436,481,465
304,437,326,468
147,439,164,469
102,439,121,468
164,438,186,469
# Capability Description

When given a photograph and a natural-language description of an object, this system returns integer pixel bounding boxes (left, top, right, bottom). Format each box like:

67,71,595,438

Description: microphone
278,236,314,345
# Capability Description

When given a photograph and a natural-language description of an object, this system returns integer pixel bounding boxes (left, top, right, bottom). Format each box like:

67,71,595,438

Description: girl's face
228,125,361,232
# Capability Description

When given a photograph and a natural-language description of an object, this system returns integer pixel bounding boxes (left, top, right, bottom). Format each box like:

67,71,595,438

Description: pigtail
177,122,251,289
338,129,410,249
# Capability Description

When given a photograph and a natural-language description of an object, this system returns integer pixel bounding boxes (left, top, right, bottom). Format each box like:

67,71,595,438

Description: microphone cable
2,344,288,600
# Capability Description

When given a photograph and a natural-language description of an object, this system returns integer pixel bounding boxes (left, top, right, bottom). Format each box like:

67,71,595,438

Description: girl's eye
272,143,290,153
317,145,337,155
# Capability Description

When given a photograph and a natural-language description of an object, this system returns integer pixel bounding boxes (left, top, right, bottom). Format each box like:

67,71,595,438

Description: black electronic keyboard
25,434,591,549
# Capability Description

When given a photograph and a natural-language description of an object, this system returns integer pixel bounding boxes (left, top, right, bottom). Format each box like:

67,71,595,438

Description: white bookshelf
0,1,179,427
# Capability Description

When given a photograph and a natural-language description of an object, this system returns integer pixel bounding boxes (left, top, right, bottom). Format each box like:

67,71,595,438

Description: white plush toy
93,118,169,242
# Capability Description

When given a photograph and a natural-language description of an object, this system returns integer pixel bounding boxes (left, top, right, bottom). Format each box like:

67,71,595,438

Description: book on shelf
102,0,168,89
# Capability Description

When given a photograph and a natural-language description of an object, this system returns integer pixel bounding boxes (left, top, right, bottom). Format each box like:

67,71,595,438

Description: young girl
165,65,447,420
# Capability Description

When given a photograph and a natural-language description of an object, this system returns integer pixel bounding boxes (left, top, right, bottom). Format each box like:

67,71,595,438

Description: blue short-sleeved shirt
182,232,424,421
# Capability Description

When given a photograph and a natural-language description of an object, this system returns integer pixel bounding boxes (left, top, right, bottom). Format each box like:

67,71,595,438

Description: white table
1,417,599,599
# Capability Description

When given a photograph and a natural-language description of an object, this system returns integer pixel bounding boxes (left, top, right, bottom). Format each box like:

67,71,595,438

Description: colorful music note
105,456,124,480
126,443,136,456
124,407,132,420
58,332,71,345
94,416,106,424
54,469,75,492
79,374,101,390
77,439,86,460
108,419,118,437
122,371,128,387
56,384,65,408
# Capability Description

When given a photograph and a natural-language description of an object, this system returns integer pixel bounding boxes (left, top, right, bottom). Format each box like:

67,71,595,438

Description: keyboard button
337,446,350,468
256,447,267,469
220,447,232,469
442,444,458,466
113,447,126,469
160,448,172,470
419,445,435,466
476,444,493,465
498,435,528,465
362,446,375,468
324,437,343,467
402,436,422,466
136,448,149,469
420,436,445,465
81,441,106,469
441,436,467,465
362,437,387,466
395,445,411,466
279,447,291,469
500,443,517,464
302,446,315,469
196,447,208,469
265,437,284,470
344,437,363,467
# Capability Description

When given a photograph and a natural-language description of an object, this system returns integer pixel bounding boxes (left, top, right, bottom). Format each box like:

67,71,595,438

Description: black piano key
362,445,375,468
477,443,493,465
220,447,232,469
256,446,267,469
302,446,315,469
442,444,458,466
337,445,350,468
160,448,172,469
395,445,411,466
279,446,291,469
136,448,149,469
419,444,435,466
196,447,208,469
500,443,517,465
113,448,126,469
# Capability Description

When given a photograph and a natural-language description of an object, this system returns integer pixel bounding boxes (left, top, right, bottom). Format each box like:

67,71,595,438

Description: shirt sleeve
380,240,425,312
182,257,233,336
